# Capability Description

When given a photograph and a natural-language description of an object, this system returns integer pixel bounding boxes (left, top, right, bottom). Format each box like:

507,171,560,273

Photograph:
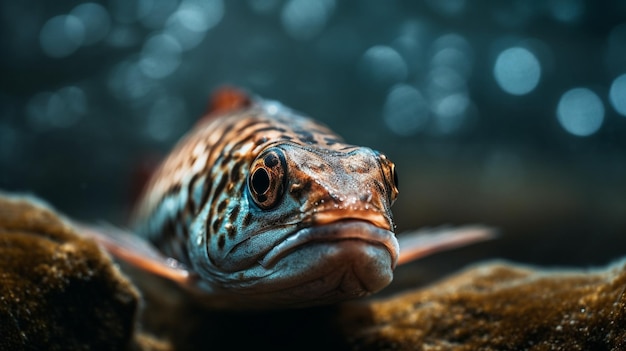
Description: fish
80,87,494,309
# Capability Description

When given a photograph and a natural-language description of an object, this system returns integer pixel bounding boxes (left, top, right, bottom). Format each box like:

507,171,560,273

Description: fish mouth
258,219,399,269
206,217,399,308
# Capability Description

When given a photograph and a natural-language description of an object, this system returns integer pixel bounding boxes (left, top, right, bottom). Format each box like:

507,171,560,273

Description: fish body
131,89,400,308
82,88,494,309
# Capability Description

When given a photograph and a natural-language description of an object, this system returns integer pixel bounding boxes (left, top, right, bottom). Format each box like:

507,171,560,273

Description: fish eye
388,162,399,203
376,152,399,203
248,148,287,210
391,163,399,192
251,168,270,195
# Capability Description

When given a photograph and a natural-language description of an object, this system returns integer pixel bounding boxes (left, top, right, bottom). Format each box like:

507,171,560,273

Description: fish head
193,139,400,308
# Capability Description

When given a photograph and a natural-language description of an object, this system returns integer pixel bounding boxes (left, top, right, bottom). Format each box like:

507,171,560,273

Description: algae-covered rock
125,254,626,351
128,260,626,350
341,262,626,350
0,194,142,350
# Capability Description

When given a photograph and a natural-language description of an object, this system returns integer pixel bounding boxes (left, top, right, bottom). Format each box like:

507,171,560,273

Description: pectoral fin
397,225,497,265
73,222,193,286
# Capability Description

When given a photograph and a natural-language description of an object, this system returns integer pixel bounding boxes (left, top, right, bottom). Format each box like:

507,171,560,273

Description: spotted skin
130,91,400,308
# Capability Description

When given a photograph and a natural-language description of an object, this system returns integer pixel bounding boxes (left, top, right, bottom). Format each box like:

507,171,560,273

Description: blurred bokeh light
494,47,541,95
557,87,604,137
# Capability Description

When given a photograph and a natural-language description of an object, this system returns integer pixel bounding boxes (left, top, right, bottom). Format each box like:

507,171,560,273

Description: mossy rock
341,262,626,350
0,194,141,350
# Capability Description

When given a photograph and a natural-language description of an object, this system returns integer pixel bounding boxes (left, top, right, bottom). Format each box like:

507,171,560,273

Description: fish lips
259,220,399,270
256,220,399,301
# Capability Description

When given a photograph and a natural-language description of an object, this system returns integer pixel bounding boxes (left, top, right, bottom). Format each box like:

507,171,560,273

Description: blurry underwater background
1,0,625,285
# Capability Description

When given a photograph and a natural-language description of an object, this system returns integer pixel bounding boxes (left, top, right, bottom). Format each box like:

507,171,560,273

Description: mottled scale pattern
133,100,352,266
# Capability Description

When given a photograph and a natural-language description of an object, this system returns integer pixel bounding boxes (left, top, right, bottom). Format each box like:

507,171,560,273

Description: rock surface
341,262,626,350
0,194,166,351
1,193,625,350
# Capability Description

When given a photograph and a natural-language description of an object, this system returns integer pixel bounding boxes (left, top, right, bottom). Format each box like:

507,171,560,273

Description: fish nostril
290,183,302,192
329,192,344,203
289,181,312,199
360,191,373,203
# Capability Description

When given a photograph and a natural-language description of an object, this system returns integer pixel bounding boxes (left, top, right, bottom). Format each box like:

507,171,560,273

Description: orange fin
73,221,193,286
397,225,497,265
203,86,252,119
